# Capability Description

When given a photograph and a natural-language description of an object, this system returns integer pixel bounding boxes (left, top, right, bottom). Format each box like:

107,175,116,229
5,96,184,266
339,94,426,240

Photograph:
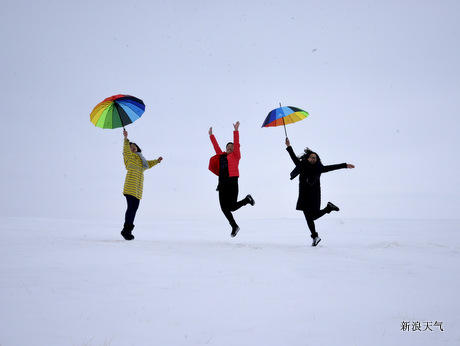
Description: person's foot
312,236,321,247
121,230,135,240
327,202,340,212
231,224,240,237
121,224,135,240
246,194,255,206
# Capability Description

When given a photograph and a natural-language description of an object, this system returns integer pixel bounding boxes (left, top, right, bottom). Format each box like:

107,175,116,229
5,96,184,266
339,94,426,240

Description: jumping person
208,121,255,237
121,129,163,240
285,138,354,246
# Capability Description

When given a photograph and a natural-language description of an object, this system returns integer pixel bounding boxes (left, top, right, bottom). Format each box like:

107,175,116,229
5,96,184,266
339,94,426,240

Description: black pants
124,194,140,225
218,177,247,226
303,208,328,239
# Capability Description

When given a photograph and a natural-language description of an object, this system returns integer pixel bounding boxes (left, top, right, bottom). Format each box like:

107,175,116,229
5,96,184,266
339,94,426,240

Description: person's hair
300,147,321,163
129,142,142,153
226,142,233,147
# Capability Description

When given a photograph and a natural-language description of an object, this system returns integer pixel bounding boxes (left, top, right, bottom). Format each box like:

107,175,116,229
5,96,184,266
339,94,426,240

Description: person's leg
309,208,328,221
219,187,237,226
303,211,319,239
309,202,340,221
228,178,243,211
218,180,240,237
303,204,341,246
124,194,140,224
231,196,253,211
227,178,255,211
122,194,140,240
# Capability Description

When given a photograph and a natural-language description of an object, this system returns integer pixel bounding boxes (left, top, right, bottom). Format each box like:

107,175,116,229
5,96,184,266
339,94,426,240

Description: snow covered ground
1,216,459,346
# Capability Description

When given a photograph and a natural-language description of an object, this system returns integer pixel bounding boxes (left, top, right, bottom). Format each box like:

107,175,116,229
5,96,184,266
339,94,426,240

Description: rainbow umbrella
90,94,145,129
261,103,309,138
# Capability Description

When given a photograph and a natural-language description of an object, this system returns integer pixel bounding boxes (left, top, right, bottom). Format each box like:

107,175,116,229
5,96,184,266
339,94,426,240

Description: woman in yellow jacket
122,129,163,240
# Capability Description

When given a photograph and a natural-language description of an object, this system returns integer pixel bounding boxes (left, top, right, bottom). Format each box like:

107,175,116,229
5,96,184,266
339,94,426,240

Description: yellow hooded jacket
123,139,160,200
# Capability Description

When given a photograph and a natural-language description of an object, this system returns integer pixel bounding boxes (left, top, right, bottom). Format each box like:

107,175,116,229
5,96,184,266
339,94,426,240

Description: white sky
1,0,459,222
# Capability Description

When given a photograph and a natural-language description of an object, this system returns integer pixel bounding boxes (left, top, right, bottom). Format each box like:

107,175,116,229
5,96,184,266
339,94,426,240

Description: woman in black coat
286,138,355,246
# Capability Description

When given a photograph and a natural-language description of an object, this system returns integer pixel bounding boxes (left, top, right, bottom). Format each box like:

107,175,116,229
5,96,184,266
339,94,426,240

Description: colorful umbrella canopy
90,94,145,129
261,105,309,137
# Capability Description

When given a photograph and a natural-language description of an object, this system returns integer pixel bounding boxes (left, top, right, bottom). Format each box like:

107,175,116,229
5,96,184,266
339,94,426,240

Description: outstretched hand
208,127,213,136
123,128,128,139
158,157,163,163
233,121,240,131
347,164,355,169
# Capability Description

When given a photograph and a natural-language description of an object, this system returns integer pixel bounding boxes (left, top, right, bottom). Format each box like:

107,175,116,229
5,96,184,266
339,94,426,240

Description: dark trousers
124,194,140,225
218,177,247,226
303,208,328,239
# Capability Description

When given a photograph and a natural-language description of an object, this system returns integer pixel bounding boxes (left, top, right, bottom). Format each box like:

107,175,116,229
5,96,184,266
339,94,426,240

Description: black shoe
121,223,135,241
246,194,255,206
312,237,321,247
231,224,240,237
327,202,340,212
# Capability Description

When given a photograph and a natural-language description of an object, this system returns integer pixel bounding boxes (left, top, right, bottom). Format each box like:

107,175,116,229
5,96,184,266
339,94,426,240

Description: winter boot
245,194,255,206
121,223,135,241
312,236,321,247
230,223,240,237
326,202,340,213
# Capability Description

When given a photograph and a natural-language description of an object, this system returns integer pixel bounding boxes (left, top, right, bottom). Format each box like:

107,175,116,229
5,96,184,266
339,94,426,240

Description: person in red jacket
208,121,255,237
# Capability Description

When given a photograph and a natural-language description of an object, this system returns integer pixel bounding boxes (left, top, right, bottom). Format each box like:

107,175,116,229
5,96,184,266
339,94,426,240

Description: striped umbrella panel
90,95,145,129
262,106,309,127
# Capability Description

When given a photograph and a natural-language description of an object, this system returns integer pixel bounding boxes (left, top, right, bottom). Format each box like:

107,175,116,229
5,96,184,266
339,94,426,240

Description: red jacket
208,131,241,177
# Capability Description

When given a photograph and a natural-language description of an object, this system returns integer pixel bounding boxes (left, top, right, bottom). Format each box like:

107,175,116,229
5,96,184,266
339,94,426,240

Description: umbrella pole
283,117,288,139
279,102,288,139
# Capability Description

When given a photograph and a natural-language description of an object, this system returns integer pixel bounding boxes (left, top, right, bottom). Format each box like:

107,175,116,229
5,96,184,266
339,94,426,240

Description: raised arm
123,131,134,167
209,126,222,154
232,121,241,159
285,138,300,166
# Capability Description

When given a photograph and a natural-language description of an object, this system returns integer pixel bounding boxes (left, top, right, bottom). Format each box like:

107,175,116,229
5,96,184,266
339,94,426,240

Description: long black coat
287,146,347,212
